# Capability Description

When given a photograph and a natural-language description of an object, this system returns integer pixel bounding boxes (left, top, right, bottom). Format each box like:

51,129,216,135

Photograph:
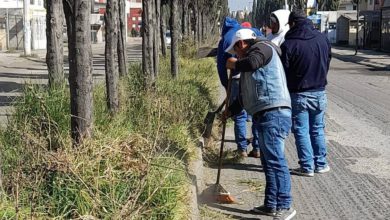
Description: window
138,17,142,21
132,24,136,28
132,17,136,21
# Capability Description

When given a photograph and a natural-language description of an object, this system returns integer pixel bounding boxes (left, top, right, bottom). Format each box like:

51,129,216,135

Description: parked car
165,31,171,47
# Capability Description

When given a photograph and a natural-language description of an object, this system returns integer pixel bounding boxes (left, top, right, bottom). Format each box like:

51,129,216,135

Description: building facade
0,0,46,51
127,0,142,35
382,0,390,51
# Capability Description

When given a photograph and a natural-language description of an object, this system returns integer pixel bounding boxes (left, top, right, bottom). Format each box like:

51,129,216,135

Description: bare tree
160,1,168,57
117,0,127,77
181,0,188,37
105,0,119,113
153,0,160,77
142,0,155,83
170,0,179,78
63,0,93,144
46,0,64,87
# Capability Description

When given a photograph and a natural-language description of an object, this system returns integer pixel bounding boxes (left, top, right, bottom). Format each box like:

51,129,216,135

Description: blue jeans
254,108,292,209
230,79,260,151
291,91,328,172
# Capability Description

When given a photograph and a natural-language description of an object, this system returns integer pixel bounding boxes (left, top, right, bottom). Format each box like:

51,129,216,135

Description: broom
214,70,235,204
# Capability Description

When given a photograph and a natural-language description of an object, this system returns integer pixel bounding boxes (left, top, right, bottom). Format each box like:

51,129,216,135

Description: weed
238,179,265,193
0,56,220,219
199,205,234,220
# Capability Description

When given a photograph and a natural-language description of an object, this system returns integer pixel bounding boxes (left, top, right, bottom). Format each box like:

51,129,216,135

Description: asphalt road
200,57,390,219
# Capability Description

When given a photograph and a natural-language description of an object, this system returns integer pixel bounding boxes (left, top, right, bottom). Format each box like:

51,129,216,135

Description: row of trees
45,0,127,145
44,0,228,145
142,0,228,81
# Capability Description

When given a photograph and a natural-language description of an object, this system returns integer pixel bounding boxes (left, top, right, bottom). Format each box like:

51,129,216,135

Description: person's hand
226,57,237,70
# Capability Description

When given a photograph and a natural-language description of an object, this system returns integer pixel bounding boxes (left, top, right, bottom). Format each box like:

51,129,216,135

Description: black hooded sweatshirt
280,19,331,93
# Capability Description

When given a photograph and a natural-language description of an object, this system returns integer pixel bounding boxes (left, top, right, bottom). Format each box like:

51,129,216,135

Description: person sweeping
224,28,296,220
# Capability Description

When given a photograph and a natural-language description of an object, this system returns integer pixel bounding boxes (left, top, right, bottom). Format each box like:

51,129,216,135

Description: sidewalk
331,46,390,70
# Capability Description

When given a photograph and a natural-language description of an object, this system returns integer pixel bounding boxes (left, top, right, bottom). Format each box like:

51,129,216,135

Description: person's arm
217,40,230,89
280,43,290,72
234,43,273,72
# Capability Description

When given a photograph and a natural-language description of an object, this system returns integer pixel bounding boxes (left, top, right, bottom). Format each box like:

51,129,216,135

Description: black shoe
275,208,296,220
234,149,248,157
248,150,260,158
290,168,314,177
251,205,279,217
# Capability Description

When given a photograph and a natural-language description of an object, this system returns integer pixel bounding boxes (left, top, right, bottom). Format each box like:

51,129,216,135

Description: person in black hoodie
281,10,332,177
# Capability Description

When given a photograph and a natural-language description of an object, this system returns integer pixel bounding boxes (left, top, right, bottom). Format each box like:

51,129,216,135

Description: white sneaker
315,165,330,174
275,208,297,220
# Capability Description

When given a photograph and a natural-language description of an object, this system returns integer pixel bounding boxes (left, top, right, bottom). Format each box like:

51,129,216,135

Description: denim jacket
240,43,291,115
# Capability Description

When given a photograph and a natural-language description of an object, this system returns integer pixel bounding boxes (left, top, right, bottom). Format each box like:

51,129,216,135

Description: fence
0,8,46,51
0,8,24,51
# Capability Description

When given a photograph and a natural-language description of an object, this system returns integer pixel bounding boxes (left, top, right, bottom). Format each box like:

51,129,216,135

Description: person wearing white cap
225,28,296,220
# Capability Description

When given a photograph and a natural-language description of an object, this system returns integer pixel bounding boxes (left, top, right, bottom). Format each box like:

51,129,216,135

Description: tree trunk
160,2,167,57
170,0,178,78
117,0,127,77
105,0,119,113
142,0,155,84
197,0,202,44
186,4,191,38
181,0,187,37
63,0,93,144
193,0,199,43
46,0,64,87
153,0,160,77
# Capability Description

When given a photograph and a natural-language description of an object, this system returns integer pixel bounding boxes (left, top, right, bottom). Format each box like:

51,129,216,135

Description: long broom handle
216,70,233,185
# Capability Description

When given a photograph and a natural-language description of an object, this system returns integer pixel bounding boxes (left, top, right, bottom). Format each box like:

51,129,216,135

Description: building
127,0,142,35
316,11,338,43
336,12,364,46
0,0,46,51
339,0,356,10
382,0,390,51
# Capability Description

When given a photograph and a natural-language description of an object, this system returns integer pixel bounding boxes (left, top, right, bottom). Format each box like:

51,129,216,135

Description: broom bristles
216,193,235,203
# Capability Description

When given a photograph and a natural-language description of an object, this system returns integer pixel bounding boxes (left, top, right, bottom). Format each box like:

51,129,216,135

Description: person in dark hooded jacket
217,17,262,158
281,10,332,177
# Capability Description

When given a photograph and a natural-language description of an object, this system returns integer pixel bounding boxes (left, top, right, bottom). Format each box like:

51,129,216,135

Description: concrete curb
188,138,206,220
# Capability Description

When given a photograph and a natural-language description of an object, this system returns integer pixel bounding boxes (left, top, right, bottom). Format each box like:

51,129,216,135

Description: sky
228,0,253,12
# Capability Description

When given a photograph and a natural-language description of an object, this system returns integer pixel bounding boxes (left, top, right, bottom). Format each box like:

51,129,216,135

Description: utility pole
23,0,31,56
5,8,9,50
355,0,359,55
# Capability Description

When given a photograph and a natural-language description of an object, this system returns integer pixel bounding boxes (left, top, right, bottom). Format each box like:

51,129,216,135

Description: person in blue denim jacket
225,28,296,219
217,17,261,157
281,10,332,177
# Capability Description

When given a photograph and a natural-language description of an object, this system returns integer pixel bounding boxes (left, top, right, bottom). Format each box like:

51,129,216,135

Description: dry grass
0,56,220,219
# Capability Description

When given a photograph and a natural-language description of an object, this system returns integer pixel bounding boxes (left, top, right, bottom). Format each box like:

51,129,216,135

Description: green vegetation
199,205,234,220
0,56,219,219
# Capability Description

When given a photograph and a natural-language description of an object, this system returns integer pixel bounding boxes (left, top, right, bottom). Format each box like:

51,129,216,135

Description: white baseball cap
225,28,257,54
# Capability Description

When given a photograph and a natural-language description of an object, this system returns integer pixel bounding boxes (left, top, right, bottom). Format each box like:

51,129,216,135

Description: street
200,51,390,219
